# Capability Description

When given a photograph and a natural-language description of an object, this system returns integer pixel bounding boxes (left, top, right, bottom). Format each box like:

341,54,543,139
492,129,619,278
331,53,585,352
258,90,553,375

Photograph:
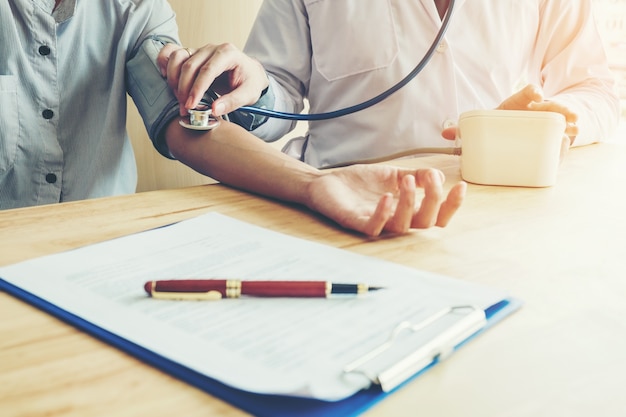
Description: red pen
144,279,383,300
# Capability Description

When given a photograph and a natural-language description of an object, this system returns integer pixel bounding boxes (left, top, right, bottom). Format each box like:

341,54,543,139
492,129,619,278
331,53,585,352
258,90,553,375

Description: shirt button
436,42,447,53
45,173,57,184
42,109,54,119
39,45,51,56
442,119,456,129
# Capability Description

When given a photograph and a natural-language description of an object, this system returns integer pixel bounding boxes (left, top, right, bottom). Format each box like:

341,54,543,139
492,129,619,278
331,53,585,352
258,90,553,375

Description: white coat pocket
305,0,398,81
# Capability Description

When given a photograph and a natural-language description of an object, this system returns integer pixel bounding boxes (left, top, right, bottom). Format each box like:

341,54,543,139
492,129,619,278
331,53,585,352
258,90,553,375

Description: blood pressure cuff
127,35,180,159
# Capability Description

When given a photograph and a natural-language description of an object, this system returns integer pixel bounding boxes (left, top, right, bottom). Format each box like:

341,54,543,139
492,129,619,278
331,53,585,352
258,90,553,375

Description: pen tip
368,286,385,291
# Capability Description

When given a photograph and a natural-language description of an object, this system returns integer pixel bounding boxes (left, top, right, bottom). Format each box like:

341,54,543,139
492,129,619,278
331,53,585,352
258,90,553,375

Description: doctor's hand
157,43,269,117
496,84,579,142
441,84,579,144
306,166,466,237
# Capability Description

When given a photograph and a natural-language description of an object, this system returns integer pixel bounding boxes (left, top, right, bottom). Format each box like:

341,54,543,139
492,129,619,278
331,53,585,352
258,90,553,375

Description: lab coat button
442,119,456,129
436,42,447,53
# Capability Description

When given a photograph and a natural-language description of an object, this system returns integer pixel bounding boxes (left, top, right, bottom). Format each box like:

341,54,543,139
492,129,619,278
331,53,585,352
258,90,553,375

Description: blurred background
128,0,626,192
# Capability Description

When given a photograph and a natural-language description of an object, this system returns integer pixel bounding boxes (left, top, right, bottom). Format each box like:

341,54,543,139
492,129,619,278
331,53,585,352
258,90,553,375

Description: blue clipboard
0,278,520,417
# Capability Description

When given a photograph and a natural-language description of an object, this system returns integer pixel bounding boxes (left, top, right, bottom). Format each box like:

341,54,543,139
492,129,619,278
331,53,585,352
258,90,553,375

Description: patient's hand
306,165,466,236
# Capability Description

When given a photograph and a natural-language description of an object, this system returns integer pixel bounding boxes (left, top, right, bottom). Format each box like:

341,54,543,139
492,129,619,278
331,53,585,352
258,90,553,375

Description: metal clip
343,305,486,392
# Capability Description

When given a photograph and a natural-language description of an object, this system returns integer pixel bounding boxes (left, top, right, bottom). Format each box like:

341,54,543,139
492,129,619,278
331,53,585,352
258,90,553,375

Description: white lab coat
245,0,620,168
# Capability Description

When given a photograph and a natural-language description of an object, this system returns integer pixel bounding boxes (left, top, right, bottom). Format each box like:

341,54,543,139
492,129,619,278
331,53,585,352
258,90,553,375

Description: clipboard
0,278,519,417
0,212,521,416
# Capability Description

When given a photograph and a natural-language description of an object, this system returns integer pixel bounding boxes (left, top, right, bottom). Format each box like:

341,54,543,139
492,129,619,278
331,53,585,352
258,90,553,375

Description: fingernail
459,181,467,196
185,97,195,110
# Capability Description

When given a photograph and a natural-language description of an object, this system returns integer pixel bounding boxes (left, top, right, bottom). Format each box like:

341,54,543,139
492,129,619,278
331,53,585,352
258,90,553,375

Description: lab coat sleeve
533,0,620,145
242,0,310,142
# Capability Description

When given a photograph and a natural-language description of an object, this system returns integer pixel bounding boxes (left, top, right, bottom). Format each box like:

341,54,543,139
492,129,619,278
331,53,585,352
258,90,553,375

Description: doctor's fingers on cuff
156,43,178,76
161,47,198,109
157,44,191,77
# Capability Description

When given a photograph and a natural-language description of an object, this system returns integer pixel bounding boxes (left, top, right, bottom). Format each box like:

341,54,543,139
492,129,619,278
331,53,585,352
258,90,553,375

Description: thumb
441,126,457,140
211,92,255,117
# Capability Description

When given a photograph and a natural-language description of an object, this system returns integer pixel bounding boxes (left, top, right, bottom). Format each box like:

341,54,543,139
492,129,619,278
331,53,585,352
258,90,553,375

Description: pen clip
150,290,223,301
342,305,486,392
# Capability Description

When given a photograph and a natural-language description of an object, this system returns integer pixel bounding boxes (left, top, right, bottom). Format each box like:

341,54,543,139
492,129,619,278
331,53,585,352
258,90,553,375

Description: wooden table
2,143,626,417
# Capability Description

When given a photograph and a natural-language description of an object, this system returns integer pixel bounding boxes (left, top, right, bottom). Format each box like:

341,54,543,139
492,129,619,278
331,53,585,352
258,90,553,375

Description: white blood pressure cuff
127,35,180,159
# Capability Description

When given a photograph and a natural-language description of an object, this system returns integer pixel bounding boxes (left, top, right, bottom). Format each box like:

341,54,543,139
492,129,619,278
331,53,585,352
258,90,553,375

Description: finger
383,175,417,234
411,170,445,229
179,48,228,114
166,47,197,115
163,47,192,94
185,44,251,114
565,122,579,138
441,126,457,140
359,193,394,237
497,84,543,110
527,100,579,140
157,43,180,77
528,100,579,124
211,85,262,117
435,181,466,227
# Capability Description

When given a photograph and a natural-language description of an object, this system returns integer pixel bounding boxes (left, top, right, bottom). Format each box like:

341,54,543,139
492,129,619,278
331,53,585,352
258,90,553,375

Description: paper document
0,213,510,401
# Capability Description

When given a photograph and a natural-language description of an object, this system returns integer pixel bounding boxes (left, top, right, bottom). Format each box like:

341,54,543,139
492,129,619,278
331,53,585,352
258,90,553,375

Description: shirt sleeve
533,0,620,146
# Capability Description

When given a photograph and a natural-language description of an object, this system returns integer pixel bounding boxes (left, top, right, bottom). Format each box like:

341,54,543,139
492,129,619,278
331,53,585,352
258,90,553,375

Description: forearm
163,119,321,205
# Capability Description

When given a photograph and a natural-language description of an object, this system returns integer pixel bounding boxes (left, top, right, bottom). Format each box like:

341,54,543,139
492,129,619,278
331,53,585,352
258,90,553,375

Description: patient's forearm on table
164,120,321,205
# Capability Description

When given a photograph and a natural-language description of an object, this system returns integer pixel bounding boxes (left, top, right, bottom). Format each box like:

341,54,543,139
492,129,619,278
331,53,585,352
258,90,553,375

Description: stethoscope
182,0,456,129
238,0,457,121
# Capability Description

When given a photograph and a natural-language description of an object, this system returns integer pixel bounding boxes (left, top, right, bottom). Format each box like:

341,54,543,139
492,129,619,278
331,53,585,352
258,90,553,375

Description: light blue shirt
0,0,181,209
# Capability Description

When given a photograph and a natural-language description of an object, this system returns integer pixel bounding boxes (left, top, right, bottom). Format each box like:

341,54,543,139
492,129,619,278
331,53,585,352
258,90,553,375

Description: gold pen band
225,279,242,298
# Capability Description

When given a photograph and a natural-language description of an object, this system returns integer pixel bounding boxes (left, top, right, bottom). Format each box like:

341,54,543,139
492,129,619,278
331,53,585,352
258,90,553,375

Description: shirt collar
48,0,76,23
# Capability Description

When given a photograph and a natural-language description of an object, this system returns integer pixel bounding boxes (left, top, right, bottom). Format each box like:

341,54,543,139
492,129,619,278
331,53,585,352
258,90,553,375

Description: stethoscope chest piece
179,101,220,131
